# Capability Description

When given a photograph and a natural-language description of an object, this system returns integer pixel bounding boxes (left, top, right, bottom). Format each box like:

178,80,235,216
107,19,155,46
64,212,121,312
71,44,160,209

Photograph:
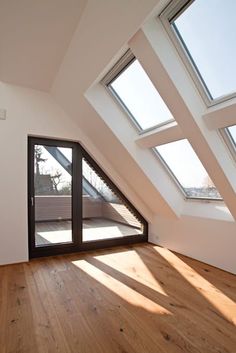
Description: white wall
81,21,236,273
86,80,236,273
0,0,236,275
0,82,151,265
0,83,82,265
0,76,235,274
149,216,236,274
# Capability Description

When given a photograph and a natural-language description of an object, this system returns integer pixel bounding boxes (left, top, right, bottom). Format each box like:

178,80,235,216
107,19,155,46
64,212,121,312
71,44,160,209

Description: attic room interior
0,0,236,351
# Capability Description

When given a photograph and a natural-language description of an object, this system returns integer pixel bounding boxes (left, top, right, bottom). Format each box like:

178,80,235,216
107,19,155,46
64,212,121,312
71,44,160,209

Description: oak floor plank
1,243,236,353
136,246,236,331
23,261,72,353
3,264,38,353
175,252,236,302
0,266,8,353
88,245,236,353
70,258,201,353
66,257,170,353
85,254,232,353
49,255,155,353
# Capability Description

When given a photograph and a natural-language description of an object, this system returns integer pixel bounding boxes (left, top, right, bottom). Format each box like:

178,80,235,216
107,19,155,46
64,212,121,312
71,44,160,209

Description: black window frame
28,136,148,258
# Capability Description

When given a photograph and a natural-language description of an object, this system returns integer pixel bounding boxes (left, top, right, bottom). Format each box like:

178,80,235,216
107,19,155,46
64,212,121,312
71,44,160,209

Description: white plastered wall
80,4,236,273
0,82,152,265
0,0,236,274
149,215,236,274
86,69,236,275
0,0,162,266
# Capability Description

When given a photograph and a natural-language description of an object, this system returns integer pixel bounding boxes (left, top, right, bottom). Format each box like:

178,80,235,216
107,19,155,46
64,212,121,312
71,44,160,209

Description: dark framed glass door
28,137,82,258
28,137,148,258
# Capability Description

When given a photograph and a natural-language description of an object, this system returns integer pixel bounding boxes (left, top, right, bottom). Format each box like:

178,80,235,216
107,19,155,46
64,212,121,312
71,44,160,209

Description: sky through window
110,59,174,130
155,139,221,199
173,0,236,100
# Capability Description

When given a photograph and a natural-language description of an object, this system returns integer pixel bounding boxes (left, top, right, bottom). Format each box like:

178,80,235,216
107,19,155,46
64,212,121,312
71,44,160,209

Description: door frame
28,136,148,259
28,136,82,258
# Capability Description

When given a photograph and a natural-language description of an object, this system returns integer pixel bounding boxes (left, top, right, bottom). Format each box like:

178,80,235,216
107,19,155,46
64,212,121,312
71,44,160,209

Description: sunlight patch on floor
152,246,236,325
95,249,168,296
72,259,171,315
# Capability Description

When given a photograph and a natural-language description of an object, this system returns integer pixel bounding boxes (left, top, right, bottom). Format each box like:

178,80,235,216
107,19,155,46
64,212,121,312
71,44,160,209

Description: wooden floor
1,243,236,353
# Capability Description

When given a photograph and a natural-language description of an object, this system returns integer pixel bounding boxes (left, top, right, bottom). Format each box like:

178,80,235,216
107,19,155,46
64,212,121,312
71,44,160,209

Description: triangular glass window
29,137,147,258
82,152,146,242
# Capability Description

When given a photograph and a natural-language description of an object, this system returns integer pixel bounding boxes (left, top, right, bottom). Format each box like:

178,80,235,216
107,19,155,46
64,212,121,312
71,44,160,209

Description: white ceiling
0,0,87,90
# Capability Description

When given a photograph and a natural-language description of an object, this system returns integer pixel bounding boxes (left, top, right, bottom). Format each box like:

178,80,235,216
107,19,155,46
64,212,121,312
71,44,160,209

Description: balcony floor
35,218,142,246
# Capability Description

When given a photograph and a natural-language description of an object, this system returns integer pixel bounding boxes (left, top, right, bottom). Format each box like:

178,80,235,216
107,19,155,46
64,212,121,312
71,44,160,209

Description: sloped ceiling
51,0,175,218
0,0,87,90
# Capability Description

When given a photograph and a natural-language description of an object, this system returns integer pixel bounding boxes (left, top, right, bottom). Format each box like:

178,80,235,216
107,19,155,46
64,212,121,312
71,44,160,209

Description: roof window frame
220,125,236,164
153,138,223,202
101,49,175,134
159,0,236,108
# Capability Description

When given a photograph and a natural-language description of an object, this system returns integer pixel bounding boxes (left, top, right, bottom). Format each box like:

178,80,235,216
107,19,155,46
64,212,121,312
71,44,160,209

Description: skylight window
155,139,222,199
227,125,236,146
222,124,236,159
162,0,236,103
105,52,174,131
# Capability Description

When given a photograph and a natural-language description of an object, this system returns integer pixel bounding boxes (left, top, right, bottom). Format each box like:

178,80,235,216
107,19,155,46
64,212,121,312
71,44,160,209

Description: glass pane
34,145,73,246
110,59,174,130
82,158,143,242
173,0,236,100
228,125,236,146
155,139,221,199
